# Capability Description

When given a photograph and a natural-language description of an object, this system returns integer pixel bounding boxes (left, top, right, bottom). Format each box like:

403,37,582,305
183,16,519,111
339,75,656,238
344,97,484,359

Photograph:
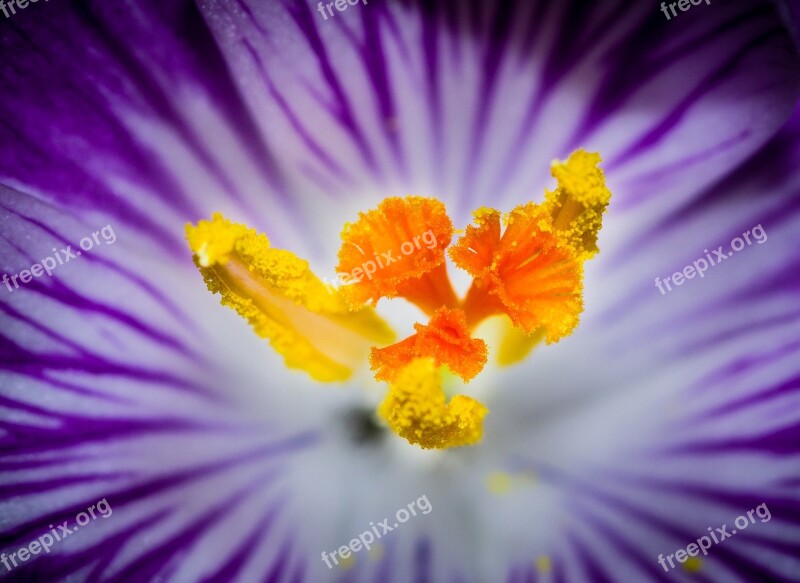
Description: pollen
684,557,702,572
545,149,612,261
186,211,248,267
535,555,552,573
450,150,610,344
378,358,488,449
486,472,513,494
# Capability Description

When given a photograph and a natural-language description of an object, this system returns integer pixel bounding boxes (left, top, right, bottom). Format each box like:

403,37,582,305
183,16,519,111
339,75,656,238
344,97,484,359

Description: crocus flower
1,0,799,581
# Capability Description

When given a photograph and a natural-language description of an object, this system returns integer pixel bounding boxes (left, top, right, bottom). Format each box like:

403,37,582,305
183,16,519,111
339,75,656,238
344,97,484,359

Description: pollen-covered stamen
450,150,610,345
186,150,610,450
378,358,488,450
186,213,395,382
370,307,488,383
545,149,612,260
337,196,458,315
452,204,584,342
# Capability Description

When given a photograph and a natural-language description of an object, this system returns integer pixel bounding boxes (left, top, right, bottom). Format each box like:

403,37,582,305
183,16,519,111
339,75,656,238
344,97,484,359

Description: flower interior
186,149,611,450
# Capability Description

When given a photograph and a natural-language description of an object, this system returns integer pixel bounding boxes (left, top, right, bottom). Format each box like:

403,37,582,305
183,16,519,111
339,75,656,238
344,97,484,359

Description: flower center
341,408,387,447
186,149,612,450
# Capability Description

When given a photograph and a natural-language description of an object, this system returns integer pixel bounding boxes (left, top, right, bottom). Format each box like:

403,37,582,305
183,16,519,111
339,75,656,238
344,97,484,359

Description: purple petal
1,0,800,581
194,0,799,228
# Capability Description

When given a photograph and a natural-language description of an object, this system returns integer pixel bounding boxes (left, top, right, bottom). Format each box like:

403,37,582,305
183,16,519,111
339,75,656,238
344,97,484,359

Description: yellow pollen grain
338,555,355,569
486,472,513,495
684,556,702,572
545,149,611,261
536,555,552,573
368,543,385,561
486,470,538,495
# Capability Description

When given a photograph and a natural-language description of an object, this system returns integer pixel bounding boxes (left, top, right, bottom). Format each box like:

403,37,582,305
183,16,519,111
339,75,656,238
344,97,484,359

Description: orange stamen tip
451,203,584,343
336,196,453,306
370,307,488,383
447,207,502,278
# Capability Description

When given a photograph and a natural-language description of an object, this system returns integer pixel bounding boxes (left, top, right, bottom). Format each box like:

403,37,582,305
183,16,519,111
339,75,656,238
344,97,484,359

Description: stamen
186,214,394,382
186,149,611,450
450,150,610,344
378,358,488,449
497,325,547,366
545,149,612,260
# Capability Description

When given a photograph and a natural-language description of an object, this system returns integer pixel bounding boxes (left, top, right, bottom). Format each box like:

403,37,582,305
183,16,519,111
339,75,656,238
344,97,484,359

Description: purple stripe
245,41,356,186
459,2,515,206
608,28,788,171
354,6,408,179
570,5,773,153
414,537,432,583
2,432,316,548
286,0,382,177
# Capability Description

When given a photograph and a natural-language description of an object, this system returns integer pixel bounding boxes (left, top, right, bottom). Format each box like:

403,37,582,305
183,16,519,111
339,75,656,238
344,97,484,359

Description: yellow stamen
378,358,488,449
545,149,612,260
497,324,546,366
186,213,394,382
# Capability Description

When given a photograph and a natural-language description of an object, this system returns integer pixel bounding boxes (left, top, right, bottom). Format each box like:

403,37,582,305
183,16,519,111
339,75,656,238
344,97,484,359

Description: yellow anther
186,214,394,382
545,149,612,260
378,358,488,449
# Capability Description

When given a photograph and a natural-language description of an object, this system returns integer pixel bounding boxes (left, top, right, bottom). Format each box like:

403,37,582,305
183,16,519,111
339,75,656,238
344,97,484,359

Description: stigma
186,149,611,449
